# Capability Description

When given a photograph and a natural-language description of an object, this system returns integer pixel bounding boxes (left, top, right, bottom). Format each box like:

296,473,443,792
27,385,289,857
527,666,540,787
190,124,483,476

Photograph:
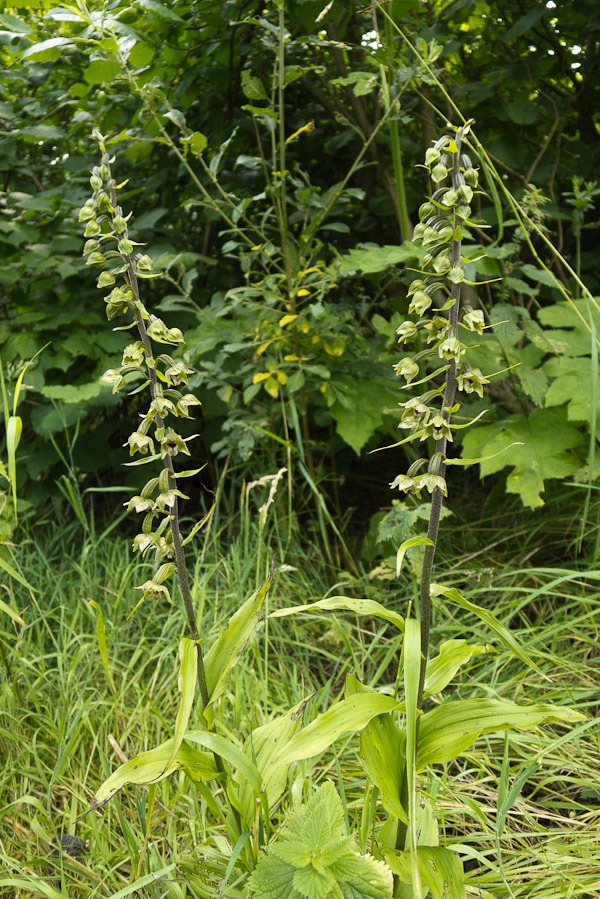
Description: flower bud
118,238,134,255
84,219,101,237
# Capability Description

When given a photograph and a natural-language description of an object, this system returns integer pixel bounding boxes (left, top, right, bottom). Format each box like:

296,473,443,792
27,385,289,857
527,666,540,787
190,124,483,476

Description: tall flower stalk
392,120,487,706
79,129,210,709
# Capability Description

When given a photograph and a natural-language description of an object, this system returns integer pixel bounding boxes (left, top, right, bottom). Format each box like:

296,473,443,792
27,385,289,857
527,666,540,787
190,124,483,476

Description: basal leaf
461,407,582,508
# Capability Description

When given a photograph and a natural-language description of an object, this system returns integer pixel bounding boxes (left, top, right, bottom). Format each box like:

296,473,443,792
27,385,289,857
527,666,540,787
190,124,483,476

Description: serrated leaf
241,69,268,100
461,408,582,508
249,783,393,899
544,355,600,422
417,698,584,770
337,243,417,276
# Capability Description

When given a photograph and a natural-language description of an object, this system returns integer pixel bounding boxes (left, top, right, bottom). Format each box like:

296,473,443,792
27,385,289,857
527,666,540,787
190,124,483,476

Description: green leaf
424,639,491,696
182,131,207,156
0,596,26,627
164,638,197,770
386,847,465,899
183,730,262,794
248,783,393,898
232,699,307,826
329,378,393,454
507,99,538,125
135,0,184,22
396,535,433,577
88,600,116,694
92,738,218,807
333,71,379,97
0,13,32,33
360,713,407,823
40,383,103,403
204,572,273,714
417,698,585,771
337,243,418,276
84,59,122,85
265,691,402,790
461,408,582,508
544,355,600,423
18,124,66,142
0,550,35,592
430,584,543,675
505,6,547,39
21,37,72,62
241,70,268,101
271,595,404,632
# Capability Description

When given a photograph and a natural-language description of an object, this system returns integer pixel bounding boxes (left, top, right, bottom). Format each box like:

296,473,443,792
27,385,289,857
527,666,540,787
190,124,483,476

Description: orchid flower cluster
79,130,204,618
391,120,490,500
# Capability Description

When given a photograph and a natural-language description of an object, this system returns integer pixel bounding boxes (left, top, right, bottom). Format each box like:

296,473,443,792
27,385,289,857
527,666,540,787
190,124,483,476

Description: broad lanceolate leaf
184,730,262,794
461,407,582,508
417,698,585,771
424,639,492,696
165,638,197,770
232,699,307,827
430,584,543,675
386,847,465,899
360,714,407,823
271,596,404,632
264,692,402,792
92,739,217,808
204,570,273,714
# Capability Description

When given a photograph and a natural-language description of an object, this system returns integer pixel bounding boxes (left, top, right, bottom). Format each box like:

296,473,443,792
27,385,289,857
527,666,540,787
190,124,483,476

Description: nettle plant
80,128,583,899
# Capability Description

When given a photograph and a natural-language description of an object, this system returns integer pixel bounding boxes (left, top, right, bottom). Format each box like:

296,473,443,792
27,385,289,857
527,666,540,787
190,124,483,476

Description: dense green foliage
1,0,599,533
1,6,599,897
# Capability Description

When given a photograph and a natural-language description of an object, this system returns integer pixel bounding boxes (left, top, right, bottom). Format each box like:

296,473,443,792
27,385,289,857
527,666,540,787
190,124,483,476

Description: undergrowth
1,509,598,898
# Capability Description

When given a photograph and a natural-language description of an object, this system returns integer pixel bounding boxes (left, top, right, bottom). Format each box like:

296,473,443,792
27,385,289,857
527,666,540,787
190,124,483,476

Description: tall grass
0,500,598,898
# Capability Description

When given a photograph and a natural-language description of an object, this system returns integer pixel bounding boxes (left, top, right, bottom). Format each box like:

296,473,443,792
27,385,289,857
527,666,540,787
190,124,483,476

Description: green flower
457,367,489,397
127,431,155,456
393,357,419,384
396,320,418,343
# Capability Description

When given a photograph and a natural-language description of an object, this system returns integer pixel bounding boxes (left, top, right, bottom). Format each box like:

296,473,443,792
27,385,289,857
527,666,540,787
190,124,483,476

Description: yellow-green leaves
204,573,273,718
417,698,585,771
